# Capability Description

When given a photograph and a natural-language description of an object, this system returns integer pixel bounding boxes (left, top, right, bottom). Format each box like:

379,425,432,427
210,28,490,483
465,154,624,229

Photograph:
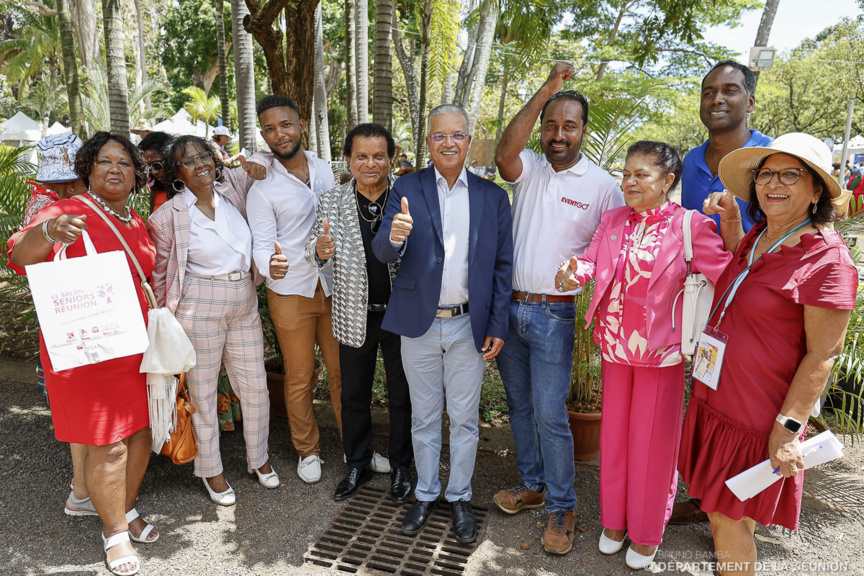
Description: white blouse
184,186,252,276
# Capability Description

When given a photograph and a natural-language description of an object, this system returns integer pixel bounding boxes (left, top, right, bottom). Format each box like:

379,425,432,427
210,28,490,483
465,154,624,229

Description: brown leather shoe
493,484,547,514
668,498,709,525
542,510,576,555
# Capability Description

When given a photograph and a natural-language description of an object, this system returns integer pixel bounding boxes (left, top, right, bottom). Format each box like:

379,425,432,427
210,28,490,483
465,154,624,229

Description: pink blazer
148,167,258,314
579,204,731,351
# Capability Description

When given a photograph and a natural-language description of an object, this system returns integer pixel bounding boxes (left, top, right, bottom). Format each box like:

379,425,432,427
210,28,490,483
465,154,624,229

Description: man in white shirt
246,95,342,484
493,62,624,555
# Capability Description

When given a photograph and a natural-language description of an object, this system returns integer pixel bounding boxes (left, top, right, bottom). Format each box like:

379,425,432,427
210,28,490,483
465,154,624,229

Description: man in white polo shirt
493,62,624,555
247,95,343,485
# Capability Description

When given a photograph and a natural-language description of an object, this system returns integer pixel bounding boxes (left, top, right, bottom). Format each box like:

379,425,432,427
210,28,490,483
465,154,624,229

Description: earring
172,180,185,192
214,167,223,181
812,202,818,215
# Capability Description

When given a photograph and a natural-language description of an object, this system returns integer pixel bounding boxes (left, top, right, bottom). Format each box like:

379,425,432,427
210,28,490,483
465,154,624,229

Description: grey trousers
400,314,486,502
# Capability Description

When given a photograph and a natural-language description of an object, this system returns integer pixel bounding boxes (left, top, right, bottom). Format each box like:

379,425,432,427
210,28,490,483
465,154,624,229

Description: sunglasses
148,161,163,172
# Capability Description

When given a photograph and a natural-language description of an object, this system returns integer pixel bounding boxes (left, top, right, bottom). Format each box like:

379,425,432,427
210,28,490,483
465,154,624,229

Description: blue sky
703,0,860,57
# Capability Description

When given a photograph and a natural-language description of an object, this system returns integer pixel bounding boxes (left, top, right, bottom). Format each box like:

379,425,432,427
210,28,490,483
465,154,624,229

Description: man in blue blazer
373,104,513,543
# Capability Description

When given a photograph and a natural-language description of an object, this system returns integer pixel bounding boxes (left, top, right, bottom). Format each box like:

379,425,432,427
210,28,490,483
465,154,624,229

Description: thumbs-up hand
554,256,582,292
269,241,289,279
390,196,413,243
239,155,267,180
316,217,335,260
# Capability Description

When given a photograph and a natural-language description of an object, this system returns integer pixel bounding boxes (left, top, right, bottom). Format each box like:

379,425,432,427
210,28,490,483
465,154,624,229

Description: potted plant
565,280,603,460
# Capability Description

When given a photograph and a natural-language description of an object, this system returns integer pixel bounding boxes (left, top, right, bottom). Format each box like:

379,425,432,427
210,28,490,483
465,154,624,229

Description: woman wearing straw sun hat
678,132,857,575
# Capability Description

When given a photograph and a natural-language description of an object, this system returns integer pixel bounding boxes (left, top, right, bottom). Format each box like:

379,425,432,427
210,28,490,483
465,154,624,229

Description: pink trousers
599,360,685,546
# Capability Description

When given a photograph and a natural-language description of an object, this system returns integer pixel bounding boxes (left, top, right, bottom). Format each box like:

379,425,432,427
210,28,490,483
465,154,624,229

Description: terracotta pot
568,410,602,461
266,371,289,420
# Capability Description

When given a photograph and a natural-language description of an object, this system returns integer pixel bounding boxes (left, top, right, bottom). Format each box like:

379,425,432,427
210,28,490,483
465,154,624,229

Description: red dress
8,197,156,446
678,222,857,530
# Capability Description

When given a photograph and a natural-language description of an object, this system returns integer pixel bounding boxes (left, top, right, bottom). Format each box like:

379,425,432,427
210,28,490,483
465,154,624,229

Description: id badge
692,326,728,391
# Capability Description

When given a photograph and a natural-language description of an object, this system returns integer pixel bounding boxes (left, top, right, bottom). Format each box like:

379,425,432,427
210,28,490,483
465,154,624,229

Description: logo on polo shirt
561,196,590,210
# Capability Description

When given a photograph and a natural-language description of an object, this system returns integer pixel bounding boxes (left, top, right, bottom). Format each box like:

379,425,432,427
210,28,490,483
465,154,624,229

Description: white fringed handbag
673,210,715,357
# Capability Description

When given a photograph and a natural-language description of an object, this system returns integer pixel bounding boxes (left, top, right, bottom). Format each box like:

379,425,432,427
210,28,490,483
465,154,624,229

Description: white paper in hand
725,431,845,501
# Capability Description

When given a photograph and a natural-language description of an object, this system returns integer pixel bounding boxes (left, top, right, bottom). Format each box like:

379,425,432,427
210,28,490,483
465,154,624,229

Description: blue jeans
496,299,577,512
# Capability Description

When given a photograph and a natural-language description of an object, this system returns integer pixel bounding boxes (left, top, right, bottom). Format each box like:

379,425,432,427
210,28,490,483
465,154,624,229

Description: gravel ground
1,356,863,576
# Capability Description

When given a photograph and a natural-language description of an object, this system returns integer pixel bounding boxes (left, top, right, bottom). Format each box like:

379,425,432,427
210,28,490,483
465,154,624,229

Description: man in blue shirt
681,60,772,232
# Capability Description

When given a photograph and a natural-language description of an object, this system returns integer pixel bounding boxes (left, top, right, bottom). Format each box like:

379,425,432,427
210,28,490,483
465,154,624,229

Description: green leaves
182,86,221,132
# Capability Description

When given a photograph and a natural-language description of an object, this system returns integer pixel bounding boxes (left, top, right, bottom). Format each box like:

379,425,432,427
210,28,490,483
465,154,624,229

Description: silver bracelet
41,219,58,244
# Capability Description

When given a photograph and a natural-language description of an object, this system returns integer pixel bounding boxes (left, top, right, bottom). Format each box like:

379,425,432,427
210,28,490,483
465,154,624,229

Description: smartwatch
775,413,803,434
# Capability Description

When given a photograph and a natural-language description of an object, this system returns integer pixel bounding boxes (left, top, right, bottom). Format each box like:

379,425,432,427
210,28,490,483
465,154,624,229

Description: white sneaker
370,451,391,474
297,455,323,484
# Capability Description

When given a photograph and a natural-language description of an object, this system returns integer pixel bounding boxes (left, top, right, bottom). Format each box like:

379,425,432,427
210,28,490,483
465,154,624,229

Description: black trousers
340,311,413,469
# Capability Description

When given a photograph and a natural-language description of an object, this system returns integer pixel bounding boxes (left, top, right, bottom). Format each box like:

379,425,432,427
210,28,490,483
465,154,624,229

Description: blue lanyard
710,219,811,329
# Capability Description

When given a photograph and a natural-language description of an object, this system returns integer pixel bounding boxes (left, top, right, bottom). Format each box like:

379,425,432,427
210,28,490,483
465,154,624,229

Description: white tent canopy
152,109,217,138
833,135,864,164
45,122,72,137
0,111,42,143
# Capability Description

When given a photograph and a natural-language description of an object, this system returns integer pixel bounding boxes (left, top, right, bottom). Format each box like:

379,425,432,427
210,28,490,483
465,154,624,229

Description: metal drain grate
305,485,489,576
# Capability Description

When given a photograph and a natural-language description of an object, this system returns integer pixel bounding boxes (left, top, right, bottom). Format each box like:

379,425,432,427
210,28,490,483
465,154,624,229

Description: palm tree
313,3,331,161
346,0,359,126
372,0,394,130
355,0,369,123
81,66,172,133
133,0,150,111
183,86,221,136
231,0,257,153
0,7,61,101
0,146,36,322
414,0,431,169
213,0,231,129
102,0,130,135
56,0,85,138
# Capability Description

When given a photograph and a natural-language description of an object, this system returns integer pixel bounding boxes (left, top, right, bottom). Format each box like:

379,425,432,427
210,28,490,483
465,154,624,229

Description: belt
512,290,574,303
368,303,387,312
436,302,469,318
186,270,250,282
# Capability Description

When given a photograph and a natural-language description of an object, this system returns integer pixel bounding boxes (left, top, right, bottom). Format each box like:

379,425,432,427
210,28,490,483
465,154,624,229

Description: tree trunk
103,0,130,136
465,0,497,133
72,0,99,69
372,0,393,131
134,0,149,111
313,3,331,161
441,72,456,104
393,11,419,142
244,0,317,122
346,0,359,126
495,60,509,143
309,94,319,154
753,0,781,86
454,21,478,108
594,2,626,82
57,0,85,139
232,0,257,153
355,0,369,123
214,0,231,128
414,0,431,169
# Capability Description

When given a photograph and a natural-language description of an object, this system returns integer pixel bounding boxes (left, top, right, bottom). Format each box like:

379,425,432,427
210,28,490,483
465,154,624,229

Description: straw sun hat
718,132,851,217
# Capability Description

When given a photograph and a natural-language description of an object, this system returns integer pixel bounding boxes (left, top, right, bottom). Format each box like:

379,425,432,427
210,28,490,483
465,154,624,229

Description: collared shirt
434,166,471,307
247,150,336,297
507,149,624,295
184,186,252,276
681,129,773,232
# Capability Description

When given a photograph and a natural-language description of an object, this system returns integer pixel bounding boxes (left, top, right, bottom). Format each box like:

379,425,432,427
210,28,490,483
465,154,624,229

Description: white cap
213,126,231,138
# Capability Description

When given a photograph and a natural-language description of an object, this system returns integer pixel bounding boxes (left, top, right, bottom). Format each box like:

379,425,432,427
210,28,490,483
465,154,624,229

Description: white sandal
125,508,159,543
102,531,139,576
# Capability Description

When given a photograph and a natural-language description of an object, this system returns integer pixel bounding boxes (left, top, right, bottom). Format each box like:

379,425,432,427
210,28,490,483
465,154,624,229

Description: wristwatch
775,413,803,434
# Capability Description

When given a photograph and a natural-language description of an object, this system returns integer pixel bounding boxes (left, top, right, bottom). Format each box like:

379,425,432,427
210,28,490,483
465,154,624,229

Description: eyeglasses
753,167,810,186
148,161,164,172
429,133,466,143
178,153,213,170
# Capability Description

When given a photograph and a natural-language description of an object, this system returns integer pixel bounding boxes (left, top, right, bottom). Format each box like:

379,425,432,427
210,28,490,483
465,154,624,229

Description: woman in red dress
682,133,857,576
9,132,157,576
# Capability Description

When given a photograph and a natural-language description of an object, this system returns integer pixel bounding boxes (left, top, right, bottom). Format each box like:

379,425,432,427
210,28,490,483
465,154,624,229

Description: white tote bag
25,230,150,371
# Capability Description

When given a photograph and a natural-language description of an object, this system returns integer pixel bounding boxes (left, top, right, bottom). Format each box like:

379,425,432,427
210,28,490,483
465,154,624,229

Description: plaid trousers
175,275,270,478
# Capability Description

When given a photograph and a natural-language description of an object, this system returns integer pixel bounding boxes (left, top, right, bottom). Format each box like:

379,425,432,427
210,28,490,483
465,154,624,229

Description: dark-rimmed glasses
753,167,810,186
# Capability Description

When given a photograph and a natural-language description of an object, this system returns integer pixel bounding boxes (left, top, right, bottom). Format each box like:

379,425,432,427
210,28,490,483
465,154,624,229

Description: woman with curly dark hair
148,135,275,506
8,132,158,575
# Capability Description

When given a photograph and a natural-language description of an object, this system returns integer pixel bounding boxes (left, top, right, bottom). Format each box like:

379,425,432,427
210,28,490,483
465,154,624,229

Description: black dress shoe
402,500,437,534
450,500,477,543
390,466,412,502
334,465,373,501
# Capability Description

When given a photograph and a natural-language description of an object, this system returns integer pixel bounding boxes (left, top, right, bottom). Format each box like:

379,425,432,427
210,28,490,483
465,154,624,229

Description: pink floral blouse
593,201,682,367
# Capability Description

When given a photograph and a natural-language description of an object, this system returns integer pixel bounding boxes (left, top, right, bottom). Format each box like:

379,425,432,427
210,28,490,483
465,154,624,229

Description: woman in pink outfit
555,141,730,569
